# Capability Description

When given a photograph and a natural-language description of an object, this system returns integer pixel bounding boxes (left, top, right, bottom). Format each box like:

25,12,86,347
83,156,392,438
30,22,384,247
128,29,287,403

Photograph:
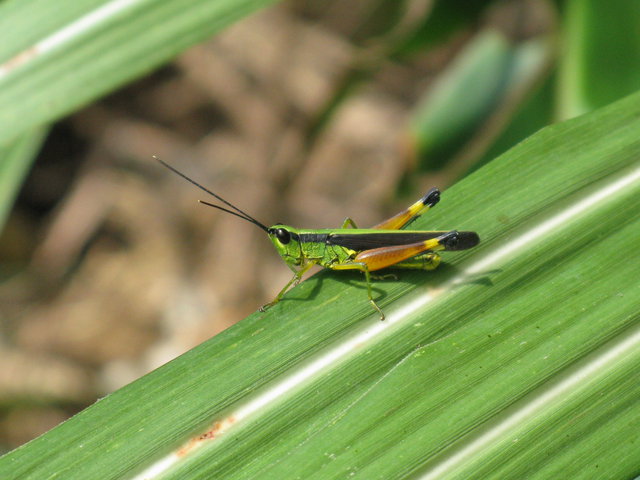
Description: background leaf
0,0,278,148
409,30,552,173
558,0,640,118
0,129,48,232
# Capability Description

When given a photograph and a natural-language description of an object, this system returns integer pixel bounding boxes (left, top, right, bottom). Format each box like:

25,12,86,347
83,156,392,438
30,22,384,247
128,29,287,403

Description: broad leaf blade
0,0,278,147
2,90,640,478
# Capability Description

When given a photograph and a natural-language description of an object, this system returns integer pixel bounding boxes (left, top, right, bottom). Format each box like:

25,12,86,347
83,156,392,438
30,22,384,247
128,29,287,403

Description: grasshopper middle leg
328,261,385,320
392,252,441,270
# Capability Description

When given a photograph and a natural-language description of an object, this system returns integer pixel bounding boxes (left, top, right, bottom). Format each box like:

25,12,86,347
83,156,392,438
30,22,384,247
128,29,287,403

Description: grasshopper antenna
154,156,269,232
198,200,268,231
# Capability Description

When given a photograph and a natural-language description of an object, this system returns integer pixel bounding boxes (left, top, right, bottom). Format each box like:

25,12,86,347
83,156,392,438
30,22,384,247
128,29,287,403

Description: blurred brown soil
0,3,436,450
0,0,550,450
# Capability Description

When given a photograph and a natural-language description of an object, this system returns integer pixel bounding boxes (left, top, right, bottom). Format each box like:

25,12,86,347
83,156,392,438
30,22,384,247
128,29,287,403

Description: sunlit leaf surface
2,89,640,479
0,0,278,147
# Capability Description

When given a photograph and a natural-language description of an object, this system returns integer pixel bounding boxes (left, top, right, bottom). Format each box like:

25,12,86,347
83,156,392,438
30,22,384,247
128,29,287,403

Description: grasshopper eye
275,228,291,244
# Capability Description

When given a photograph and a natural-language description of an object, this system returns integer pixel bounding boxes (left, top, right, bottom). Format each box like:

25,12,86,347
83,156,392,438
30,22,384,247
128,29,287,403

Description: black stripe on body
298,233,330,245
328,231,479,251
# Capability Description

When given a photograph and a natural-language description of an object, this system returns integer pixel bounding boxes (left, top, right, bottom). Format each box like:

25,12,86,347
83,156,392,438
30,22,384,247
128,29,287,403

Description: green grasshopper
156,158,479,320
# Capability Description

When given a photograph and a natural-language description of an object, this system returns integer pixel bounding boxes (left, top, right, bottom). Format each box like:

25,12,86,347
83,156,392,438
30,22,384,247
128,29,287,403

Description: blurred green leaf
473,69,555,174
2,86,640,478
0,129,48,233
558,0,640,118
0,0,279,148
409,31,552,173
395,0,489,57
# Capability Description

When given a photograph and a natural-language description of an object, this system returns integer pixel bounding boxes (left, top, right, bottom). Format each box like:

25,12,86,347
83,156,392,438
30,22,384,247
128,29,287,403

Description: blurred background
0,0,638,450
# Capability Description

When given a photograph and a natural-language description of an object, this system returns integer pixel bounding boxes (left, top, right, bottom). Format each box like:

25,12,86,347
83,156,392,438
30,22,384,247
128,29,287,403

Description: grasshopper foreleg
260,261,316,312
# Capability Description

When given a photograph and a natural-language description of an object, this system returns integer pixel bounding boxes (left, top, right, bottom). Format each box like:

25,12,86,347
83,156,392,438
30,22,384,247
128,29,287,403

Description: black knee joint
422,188,440,207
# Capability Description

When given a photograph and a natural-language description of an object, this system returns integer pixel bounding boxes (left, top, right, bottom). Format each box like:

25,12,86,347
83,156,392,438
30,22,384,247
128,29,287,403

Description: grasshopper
156,158,479,320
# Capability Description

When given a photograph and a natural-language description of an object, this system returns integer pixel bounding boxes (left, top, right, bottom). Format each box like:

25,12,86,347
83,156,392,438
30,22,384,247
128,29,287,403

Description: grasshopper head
267,225,302,265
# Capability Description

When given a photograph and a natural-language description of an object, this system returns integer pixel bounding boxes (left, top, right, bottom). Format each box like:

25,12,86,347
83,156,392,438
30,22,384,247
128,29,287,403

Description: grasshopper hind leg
331,232,454,319
372,188,440,230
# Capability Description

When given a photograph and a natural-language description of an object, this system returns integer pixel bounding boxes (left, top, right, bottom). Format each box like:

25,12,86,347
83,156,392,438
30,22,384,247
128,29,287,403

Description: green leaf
395,0,489,57
0,0,279,147
409,30,552,173
473,69,556,174
2,88,640,478
0,128,48,233
558,0,640,118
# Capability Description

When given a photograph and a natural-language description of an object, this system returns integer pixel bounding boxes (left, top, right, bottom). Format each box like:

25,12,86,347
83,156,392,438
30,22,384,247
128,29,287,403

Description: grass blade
0,0,279,147
0,128,48,232
2,89,640,478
